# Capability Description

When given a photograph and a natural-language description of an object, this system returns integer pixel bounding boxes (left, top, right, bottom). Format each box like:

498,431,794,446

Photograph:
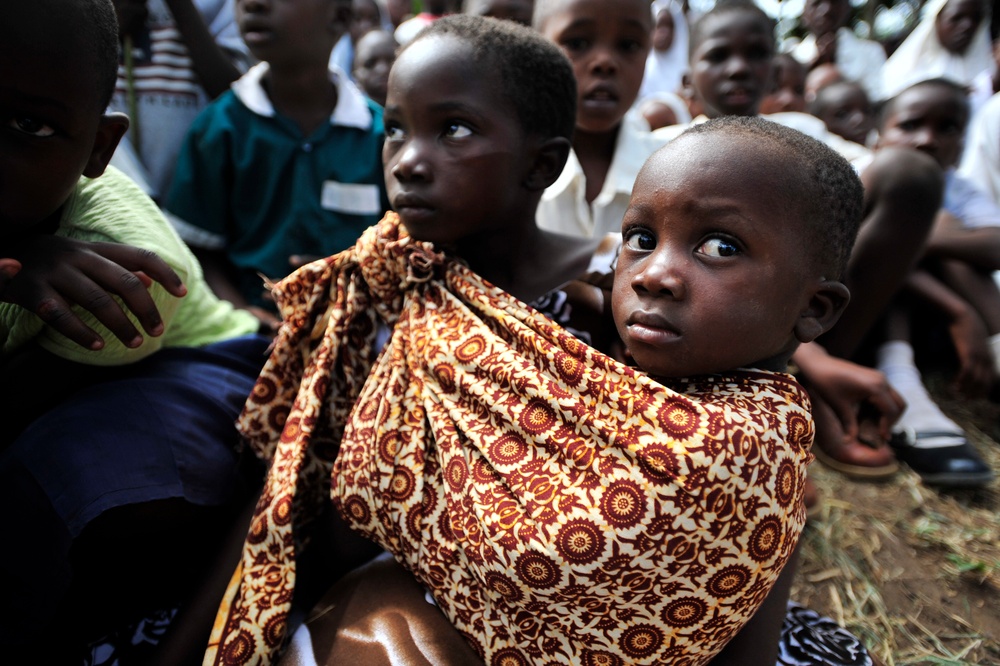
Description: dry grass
792,382,1000,665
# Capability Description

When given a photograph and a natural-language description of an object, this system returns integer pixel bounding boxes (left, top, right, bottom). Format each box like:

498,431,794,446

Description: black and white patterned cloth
777,602,873,665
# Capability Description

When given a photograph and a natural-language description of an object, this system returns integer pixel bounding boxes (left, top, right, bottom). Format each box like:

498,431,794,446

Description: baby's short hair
877,77,970,129
682,116,863,278
688,0,775,58
405,15,576,141
77,0,121,111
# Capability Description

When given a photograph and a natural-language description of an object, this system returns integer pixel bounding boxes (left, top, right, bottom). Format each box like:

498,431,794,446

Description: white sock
876,341,963,448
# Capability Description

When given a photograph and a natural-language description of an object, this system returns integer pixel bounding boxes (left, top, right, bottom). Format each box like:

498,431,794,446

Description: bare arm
164,0,242,98
924,211,1000,271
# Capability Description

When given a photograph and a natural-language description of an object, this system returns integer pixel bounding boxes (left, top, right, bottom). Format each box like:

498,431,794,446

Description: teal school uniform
166,63,388,308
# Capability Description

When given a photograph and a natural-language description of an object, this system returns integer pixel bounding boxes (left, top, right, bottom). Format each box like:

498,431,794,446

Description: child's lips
626,312,680,346
581,87,620,112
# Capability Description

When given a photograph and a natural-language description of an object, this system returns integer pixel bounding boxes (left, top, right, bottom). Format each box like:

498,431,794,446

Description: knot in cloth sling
207,213,814,666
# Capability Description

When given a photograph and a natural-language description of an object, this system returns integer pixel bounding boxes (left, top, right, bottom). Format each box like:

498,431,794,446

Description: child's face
353,31,396,106
652,9,675,52
613,135,821,378
689,11,774,119
538,0,651,135
468,0,535,26
935,0,984,55
382,35,535,245
800,0,850,37
758,58,806,115
878,85,968,168
236,0,344,64
0,12,115,237
815,83,873,146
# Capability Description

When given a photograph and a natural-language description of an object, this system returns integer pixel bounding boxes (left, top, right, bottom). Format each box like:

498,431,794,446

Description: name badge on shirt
321,181,381,215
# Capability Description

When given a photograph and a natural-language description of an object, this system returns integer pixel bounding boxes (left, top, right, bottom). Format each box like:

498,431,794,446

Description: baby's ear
524,136,571,191
83,112,130,179
794,279,850,343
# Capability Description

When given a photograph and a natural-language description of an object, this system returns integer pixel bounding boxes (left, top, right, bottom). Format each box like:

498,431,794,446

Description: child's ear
524,137,571,191
794,279,850,343
83,112,130,179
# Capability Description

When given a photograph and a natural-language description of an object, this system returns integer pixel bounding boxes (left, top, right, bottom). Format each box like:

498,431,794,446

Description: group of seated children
3,0,999,663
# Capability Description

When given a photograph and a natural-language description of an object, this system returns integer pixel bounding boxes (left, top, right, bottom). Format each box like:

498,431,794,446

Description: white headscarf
638,0,690,101
960,91,1000,205
881,0,995,100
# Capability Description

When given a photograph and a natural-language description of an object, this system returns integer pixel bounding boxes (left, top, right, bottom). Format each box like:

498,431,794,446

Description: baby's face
878,85,967,168
689,10,774,118
538,0,651,134
0,12,105,238
613,134,818,379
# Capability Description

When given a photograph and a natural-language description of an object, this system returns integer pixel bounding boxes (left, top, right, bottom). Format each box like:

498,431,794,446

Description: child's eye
623,228,656,251
703,47,728,64
561,37,591,52
445,122,472,139
697,236,741,258
618,39,643,54
9,115,55,138
385,124,406,140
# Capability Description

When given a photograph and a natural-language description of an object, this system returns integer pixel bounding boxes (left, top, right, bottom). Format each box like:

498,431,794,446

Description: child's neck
453,215,599,304
263,61,339,136
573,124,622,205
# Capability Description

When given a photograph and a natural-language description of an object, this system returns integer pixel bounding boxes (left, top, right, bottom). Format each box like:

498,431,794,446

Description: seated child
206,16,868,666
352,28,397,106
165,0,388,329
462,0,535,25
872,77,996,486
760,52,808,114
0,0,269,658
790,0,886,100
809,79,875,146
534,0,671,238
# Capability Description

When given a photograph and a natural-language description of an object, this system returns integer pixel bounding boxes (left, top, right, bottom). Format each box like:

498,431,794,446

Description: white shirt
791,28,886,101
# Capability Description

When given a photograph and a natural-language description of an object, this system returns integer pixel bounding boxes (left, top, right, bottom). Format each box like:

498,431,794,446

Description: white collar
232,61,373,130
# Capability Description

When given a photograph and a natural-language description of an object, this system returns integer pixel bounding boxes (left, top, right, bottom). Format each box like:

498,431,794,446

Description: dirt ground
793,376,1000,665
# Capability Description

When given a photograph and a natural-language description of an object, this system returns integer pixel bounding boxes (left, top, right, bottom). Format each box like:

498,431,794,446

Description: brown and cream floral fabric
205,214,814,666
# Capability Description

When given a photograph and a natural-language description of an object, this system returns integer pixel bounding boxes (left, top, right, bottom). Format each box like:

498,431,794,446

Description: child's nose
390,141,431,182
725,55,751,78
590,45,619,75
631,252,686,299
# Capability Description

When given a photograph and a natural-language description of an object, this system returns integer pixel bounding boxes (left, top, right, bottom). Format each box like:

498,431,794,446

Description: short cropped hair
79,0,121,111
808,80,863,117
688,0,775,58
404,15,577,141
876,77,970,129
682,116,864,278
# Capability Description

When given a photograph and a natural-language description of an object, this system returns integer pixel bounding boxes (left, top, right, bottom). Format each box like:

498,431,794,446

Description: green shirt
1,167,260,366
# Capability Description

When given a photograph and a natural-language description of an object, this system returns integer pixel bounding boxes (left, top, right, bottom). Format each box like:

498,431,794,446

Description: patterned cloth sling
206,213,814,666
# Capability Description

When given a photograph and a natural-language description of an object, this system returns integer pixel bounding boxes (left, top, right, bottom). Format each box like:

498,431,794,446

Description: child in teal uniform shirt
166,0,389,329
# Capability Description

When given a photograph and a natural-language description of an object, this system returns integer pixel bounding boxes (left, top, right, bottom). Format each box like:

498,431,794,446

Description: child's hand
2,236,186,350
947,306,995,397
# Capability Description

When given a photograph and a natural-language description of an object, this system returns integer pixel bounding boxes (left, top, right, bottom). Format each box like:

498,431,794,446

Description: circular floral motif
484,571,523,603
599,480,645,529
656,399,700,440
222,630,254,665
554,351,585,384
638,443,681,484
493,648,527,666
434,363,457,394
515,551,560,589
662,597,708,628
490,434,529,465
519,399,556,435
582,650,624,666
455,335,486,362
272,496,293,526
775,460,797,506
706,564,751,598
404,504,423,538
342,495,371,526
620,624,664,658
556,518,606,564
472,457,495,484
378,432,403,464
786,412,811,450
263,614,286,648
388,467,416,501
267,404,289,433
250,377,277,404
247,515,268,545
748,516,783,562
446,457,469,491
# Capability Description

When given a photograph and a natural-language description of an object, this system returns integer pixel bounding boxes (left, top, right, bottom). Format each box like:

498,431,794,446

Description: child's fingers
92,242,187,298
54,274,148,347
0,259,23,291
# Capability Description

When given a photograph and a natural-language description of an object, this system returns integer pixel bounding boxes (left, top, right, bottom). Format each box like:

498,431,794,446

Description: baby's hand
2,237,186,350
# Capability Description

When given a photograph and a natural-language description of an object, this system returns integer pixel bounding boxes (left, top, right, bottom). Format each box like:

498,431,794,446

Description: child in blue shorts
166,0,389,330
